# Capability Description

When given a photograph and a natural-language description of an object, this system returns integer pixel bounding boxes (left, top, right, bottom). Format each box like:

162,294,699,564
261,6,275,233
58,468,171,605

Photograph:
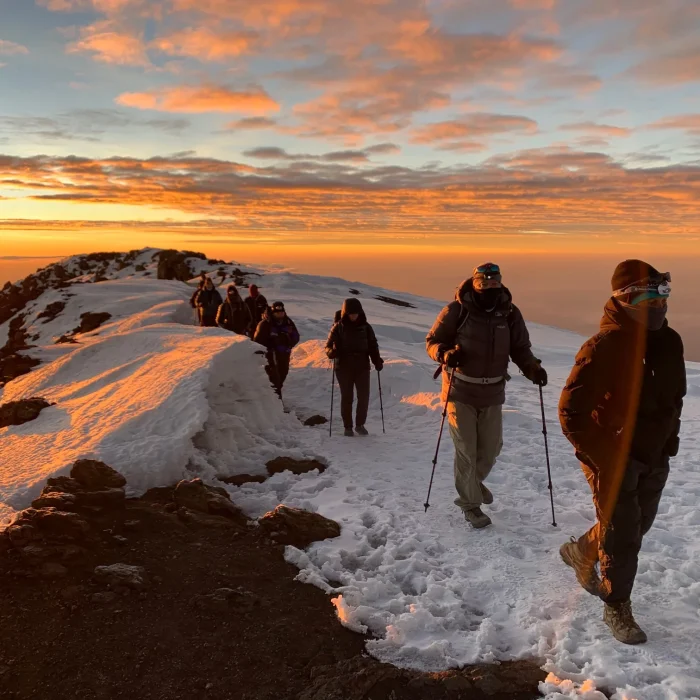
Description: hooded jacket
216,289,253,335
325,298,382,370
559,297,686,468
245,289,268,327
195,286,223,318
425,278,540,407
253,308,300,354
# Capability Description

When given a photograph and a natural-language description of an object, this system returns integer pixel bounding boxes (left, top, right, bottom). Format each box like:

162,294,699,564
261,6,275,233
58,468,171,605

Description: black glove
665,435,680,457
374,359,384,372
443,348,462,369
532,365,548,387
326,348,338,360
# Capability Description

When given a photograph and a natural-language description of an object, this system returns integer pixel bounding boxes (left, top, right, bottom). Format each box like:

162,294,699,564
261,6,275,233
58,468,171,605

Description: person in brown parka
558,259,686,645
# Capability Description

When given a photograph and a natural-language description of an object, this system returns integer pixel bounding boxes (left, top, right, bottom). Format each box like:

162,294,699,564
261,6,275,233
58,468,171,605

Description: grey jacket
426,279,540,407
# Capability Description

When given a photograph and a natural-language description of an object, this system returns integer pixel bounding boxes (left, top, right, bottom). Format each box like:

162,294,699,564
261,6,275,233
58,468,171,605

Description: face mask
475,288,501,310
620,302,667,331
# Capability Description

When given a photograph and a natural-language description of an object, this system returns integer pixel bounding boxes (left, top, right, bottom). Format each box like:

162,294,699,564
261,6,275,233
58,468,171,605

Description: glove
326,348,338,360
374,359,384,372
665,435,680,457
532,365,548,387
443,347,462,369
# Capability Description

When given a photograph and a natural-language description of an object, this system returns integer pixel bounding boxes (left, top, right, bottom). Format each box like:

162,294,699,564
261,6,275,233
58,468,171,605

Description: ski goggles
612,272,671,304
473,262,502,289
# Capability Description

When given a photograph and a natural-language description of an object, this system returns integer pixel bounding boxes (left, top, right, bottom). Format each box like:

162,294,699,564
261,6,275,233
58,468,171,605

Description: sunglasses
476,263,501,276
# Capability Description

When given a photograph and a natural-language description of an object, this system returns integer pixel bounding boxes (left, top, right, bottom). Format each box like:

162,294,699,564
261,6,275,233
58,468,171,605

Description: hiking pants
577,455,669,604
336,366,371,430
266,351,291,397
200,314,217,328
447,400,503,511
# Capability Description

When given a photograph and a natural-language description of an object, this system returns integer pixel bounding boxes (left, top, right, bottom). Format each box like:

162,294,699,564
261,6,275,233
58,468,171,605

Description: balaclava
611,260,669,331
472,262,503,311
249,284,259,298
341,297,363,321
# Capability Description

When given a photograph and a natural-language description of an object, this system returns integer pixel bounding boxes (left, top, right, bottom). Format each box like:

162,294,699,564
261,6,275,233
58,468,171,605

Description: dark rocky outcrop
304,415,328,427
72,312,112,335
173,478,247,525
155,250,197,281
36,301,66,324
71,460,127,490
0,398,53,428
374,294,416,309
258,505,340,548
218,474,267,487
266,457,327,477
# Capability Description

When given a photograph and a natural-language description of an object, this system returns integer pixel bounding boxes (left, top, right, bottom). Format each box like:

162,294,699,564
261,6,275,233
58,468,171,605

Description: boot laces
615,601,637,629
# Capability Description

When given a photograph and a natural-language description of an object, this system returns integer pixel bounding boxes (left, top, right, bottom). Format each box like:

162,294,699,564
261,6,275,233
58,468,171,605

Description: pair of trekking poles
328,359,385,437
423,366,557,527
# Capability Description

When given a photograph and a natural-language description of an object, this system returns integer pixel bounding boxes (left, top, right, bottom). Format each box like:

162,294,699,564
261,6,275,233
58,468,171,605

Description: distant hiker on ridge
217,284,253,336
190,271,208,322
426,262,547,529
245,284,268,333
326,298,384,437
254,301,300,398
558,260,686,645
195,277,223,328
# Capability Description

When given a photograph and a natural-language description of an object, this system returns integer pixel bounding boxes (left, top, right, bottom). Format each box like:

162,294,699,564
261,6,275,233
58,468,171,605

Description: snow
2,249,700,699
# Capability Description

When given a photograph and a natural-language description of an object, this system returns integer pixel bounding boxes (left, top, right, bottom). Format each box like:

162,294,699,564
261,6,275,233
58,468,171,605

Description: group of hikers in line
192,259,685,648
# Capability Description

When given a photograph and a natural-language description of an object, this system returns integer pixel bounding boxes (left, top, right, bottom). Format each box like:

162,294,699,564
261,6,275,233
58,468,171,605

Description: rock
31,492,77,512
192,588,260,613
303,415,328,427
174,479,246,524
44,476,83,494
72,311,111,335
258,506,341,548
91,591,117,603
71,460,127,490
0,397,52,428
155,249,196,281
40,562,68,579
19,544,54,560
443,675,472,691
112,535,128,545
94,563,147,590
11,508,91,541
123,520,140,531
0,353,41,384
217,474,267,487
473,672,505,695
177,508,239,530
74,488,125,509
60,585,84,601
265,457,327,477
36,301,66,324
6,523,38,547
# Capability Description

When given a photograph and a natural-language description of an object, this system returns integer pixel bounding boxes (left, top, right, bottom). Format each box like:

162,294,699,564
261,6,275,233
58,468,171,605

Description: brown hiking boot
559,537,602,597
465,507,492,529
603,601,648,645
480,484,494,505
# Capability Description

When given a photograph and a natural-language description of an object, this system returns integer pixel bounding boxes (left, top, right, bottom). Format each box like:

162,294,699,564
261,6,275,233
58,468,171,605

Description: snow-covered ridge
2,250,700,700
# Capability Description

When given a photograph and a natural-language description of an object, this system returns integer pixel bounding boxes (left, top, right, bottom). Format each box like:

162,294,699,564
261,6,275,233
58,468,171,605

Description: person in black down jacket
558,259,685,645
254,301,300,397
194,278,223,328
245,284,268,334
217,285,253,335
326,298,384,437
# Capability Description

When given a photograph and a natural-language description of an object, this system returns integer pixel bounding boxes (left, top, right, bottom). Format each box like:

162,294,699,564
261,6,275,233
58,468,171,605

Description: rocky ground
0,456,545,700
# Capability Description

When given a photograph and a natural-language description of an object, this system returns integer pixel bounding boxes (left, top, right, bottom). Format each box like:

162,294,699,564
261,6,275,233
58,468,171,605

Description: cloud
67,21,148,66
628,45,700,85
559,121,633,138
649,114,700,136
410,113,538,147
117,84,279,114
226,116,278,130
152,27,259,61
0,40,29,56
1,148,698,235
242,145,396,162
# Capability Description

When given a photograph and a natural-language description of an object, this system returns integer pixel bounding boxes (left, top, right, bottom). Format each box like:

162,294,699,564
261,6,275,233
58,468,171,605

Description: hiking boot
559,537,602,598
464,507,492,529
603,601,647,645
480,484,494,505
343,428,354,437
355,425,369,436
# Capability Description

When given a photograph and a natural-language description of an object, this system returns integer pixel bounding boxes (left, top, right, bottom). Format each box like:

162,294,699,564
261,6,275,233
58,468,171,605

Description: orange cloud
117,84,279,114
67,21,148,66
628,46,700,85
649,114,700,136
559,122,632,138
0,40,30,55
152,27,260,61
411,114,538,146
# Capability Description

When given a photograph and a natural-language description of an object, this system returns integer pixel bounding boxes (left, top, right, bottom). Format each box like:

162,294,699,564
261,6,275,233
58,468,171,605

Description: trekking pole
377,370,386,434
424,367,456,513
329,359,335,437
539,384,557,527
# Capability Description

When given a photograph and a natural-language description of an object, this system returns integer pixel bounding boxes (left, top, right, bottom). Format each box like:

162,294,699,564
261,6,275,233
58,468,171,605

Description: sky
1,0,700,353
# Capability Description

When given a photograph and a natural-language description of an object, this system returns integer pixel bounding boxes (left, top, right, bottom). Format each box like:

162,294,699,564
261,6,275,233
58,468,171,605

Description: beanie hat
611,260,660,293
271,301,285,312
249,284,259,297
472,262,502,291
341,297,363,317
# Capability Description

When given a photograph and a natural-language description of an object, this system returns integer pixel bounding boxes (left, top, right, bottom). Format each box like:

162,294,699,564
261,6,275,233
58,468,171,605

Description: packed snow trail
2,256,700,699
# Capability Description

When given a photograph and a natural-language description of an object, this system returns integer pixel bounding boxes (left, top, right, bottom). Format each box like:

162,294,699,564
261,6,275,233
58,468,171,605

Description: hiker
195,278,223,328
425,262,547,529
558,260,685,645
217,285,253,335
190,271,208,321
253,301,300,397
326,298,384,437
245,284,268,332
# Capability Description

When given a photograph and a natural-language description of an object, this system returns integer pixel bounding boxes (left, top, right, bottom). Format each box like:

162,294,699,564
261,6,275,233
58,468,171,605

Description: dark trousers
200,314,217,328
577,455,669,604
336,366,370,430
266,351,291,397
